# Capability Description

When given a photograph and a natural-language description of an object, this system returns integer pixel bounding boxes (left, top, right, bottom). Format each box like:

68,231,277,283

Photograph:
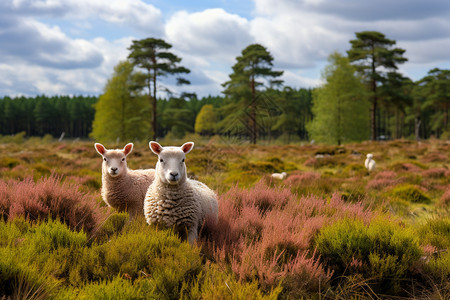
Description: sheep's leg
187,227,198,245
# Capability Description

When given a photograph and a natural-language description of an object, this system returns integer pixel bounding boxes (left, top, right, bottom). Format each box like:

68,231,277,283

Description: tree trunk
250,76,257,144
371,79,377,141
415,117,421,142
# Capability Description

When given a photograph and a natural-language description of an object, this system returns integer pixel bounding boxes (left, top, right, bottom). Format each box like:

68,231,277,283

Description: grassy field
0,135,448,299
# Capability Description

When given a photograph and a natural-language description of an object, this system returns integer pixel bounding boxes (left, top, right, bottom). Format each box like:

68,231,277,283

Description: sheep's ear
95,143,106,155
181,142,194,154
123,143,133,156
149,141,163,155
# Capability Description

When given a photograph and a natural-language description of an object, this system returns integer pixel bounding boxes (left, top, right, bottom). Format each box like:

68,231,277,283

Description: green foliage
0,248,59,299
390,184,431,203
418,217,450,249
92,212,129,243
62,276,144,299
195,104,216,135
222,43,283,144
307,52,370,145
315,217,422,293
90,60,151,143
422,250,450,285
0,95,96,138
183,263,282,299
347,31,407,140
128,37,190,139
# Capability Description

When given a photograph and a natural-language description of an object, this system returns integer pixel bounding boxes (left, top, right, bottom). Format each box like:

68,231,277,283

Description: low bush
390,184,431,204
418,217,450,250
0,175,105,234
315,217,422,294
201,181,373,296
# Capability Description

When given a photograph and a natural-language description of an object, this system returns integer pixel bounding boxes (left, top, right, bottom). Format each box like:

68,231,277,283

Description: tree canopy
347,31,407,140
90,61,150,143
128,38,190,140
222,44,283,144
307,52,369,145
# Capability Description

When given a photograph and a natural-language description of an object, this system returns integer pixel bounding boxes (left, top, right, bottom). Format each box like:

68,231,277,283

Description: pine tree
307,52,369,145
128,38,190,140
347,31,407,140
90,61,150,143
222,44,283,144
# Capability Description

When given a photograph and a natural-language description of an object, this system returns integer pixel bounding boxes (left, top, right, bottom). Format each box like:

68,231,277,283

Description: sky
1,0,450,98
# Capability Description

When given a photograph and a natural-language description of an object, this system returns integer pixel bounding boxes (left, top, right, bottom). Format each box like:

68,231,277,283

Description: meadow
0,134,448,299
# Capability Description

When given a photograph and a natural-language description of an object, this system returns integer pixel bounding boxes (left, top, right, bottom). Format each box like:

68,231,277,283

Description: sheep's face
366,153,373,160
95,143,133,178
150,141,194,185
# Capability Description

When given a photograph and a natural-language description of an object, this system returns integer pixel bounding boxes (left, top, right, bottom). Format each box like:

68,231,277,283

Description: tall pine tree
128,38,190,140
347,31,407,141
222,44,283,144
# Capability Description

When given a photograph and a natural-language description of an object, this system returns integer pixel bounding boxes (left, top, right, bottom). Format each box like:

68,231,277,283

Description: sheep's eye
159,159,164,163
182,159,185,163
103,158,107,162
121,158,125,162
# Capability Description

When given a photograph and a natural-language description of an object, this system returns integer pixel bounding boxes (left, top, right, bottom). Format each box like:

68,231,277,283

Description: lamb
271,172,287,180
144,141,218,244
365,153,376,173
95,143,155,219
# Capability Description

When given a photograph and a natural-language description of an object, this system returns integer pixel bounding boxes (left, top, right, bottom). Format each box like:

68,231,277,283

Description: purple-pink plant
201,180,374,294
0,175,106,234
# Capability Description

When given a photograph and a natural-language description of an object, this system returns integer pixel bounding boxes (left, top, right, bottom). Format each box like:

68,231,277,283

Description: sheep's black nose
111,167,118,172
170,172,178,178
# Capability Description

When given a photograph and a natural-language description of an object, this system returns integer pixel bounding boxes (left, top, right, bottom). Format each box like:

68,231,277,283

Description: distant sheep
95,143,155,219
144,141,218,244
365,153,376,173
271,172,287,180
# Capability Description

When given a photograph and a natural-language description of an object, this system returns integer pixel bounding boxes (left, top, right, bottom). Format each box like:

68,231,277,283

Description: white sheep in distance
144,141,218,244
365,153,376,173
271,172,287,180
95,143,155,219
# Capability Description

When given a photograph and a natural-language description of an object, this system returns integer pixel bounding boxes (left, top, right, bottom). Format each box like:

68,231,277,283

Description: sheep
271,172,287,180
144,141,218,244
365,153,376,173
95,143,155,219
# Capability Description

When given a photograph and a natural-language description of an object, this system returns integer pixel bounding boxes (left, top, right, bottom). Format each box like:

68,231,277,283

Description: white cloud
166,8,252,61
250,14,348,69
4,0,163,34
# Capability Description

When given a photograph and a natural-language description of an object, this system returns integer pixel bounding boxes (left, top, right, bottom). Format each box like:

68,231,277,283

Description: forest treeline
0,31,448,143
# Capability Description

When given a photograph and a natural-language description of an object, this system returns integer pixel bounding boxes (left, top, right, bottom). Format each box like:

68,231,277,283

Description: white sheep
144,141,218,244
365,153,376,173
95,143,155,219
271,172,287,180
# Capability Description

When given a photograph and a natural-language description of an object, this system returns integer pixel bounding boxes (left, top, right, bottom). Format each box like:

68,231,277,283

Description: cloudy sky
1,0,450,98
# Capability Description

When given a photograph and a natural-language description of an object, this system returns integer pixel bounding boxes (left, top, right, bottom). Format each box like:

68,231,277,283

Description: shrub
390,184,431,204
65,277,145,299
0,248,59,299
70,220,203,299
201,181,373,296
315,217,422,294
440,189,450,207
366,170,402,190
389,161,426,172
418,217,450,250
91,212,129,243
184,263,282,300
0,157,23,169
0,175,105,234
422,167,448,178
